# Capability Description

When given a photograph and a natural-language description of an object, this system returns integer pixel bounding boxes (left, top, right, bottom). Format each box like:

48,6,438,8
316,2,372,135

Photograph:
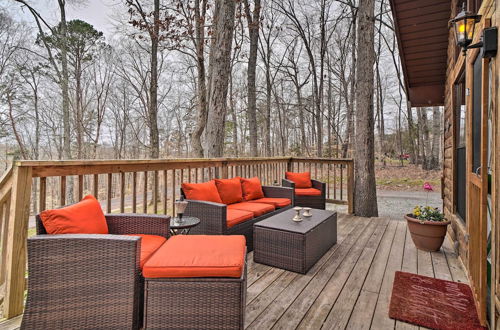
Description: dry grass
375,163,441,192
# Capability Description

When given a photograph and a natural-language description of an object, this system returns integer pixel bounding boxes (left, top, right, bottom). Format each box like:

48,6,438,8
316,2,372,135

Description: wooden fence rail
0,157,353,319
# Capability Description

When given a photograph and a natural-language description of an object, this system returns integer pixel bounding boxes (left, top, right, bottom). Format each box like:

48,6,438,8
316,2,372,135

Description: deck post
3,165,32,318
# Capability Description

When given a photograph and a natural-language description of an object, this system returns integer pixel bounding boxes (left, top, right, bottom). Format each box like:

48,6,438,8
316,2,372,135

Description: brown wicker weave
253,209,337,274
143,257,247,329
182,185,294,251
282,178,326,209
22,213,170,330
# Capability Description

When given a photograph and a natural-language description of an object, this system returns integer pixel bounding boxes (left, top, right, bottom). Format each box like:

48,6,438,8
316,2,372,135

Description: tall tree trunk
204,0,236,157
264,53,272,156
406,103,417,164
244,0,261,157
58,0,71,161
354,0,378,217
191,0,208,157
428,106,441,169
149,0,160,158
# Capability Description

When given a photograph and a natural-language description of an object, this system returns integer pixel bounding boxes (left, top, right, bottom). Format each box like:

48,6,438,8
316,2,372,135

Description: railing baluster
327,163,330,199
171,169,176,215
60,176,66,206
334,164,337,200
163,170,167,215
120,172,125,213
39,177,46,212
107,173,112,213
132,172,137,213
340,165,344,200
78,175,84,201
153,171,159,214
93,174,99,199
143,172,148,214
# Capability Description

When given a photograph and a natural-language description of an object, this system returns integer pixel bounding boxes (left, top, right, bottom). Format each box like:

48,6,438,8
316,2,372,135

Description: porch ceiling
389,0,451,107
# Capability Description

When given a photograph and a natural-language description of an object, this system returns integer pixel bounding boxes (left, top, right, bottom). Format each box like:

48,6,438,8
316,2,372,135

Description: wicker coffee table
253,208,337,274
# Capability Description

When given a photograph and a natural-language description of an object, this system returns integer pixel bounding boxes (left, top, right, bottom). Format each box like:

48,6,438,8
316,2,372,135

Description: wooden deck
244,214,467,330
1,214,468,330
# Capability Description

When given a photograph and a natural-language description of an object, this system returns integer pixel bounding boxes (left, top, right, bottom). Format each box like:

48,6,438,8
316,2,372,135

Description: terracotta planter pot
405,214,450,252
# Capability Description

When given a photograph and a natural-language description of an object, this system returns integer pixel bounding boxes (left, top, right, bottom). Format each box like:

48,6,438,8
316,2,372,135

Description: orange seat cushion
214,177,243,205
248,198,291,208
125,234,167,268
295,188,322,196
143,235,246,278
181,180,223,204
228,202,275,217
286,172,312,188
226,209,254,228
40,195,109,235
241,177,265,200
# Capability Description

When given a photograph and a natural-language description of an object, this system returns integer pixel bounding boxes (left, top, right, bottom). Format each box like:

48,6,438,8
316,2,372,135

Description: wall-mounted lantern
450,3,482,55
450,3,498,58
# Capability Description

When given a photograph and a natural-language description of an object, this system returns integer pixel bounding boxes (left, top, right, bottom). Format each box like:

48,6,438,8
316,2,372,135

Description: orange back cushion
285,171,312,188
214,177,243,205
181,180,223,204
40,195,109,235
241,177,265,201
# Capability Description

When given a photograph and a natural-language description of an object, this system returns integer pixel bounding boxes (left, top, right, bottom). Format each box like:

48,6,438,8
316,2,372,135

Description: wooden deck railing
0,156,353,319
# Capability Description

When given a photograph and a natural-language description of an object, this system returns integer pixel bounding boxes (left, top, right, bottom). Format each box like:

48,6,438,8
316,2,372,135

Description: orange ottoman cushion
240,177,265,200
227,209,254,228
227,202,275,217
248,197,291,208
295,188,322,196
214,177,243,205
286,171,312,188
143,235,246,278
125,234,166,268
40,195,108,234
181,180,223,204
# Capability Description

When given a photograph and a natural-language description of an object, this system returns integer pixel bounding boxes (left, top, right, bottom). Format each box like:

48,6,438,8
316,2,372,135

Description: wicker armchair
22,214,170,330
183,185,294,250
282,178,326,209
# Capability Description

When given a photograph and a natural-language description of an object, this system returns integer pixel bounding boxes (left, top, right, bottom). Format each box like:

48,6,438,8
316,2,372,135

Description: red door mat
389,271,486,330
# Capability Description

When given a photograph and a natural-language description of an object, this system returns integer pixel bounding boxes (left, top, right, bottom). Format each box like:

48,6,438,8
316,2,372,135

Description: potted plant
405,183,451,252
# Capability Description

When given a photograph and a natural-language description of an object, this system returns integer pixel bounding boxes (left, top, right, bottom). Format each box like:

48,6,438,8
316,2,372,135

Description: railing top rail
0,165,13,187
16,156,353,167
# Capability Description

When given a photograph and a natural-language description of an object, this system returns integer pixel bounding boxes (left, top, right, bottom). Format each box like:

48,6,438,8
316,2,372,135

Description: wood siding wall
442,0,499,326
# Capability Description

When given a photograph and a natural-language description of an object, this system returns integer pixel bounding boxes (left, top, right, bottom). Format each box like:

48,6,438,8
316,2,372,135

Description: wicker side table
253,208,337,274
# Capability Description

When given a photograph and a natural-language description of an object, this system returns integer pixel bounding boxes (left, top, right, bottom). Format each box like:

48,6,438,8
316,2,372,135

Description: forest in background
0,0,442,172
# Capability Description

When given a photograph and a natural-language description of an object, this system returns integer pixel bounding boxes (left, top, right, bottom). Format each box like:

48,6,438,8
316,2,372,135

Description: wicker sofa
22,213,170,330
282,178,326,209
182,182,294,250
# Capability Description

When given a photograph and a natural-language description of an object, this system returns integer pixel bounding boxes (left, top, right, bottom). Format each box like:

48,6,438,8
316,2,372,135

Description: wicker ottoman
142,235,247,329
253,208,337,274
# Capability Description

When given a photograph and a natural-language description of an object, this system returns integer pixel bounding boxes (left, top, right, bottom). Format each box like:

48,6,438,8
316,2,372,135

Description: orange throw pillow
285,171,312,188
181,180,223,204
241,177,265,201
40,195,108,235
214,177,243,205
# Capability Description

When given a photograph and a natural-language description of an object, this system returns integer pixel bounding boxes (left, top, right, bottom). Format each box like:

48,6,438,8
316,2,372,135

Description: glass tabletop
170,216,200,229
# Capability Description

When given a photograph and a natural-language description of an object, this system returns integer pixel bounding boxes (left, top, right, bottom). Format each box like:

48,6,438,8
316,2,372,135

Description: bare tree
243,0,261,156
353,0,378,217
204,0,236,157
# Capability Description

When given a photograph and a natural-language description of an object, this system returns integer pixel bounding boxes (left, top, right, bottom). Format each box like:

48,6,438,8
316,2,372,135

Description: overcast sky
7,0,119,39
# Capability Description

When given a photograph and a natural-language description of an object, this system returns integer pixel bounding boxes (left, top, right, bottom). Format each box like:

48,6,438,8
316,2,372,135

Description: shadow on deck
1,213,467,330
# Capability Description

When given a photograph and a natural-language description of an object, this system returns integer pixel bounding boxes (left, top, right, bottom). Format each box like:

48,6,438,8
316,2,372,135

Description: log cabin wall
443,0,499,326
443,0,468,268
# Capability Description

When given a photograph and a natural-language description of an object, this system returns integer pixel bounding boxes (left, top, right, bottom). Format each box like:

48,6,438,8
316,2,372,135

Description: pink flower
423,182,433,192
